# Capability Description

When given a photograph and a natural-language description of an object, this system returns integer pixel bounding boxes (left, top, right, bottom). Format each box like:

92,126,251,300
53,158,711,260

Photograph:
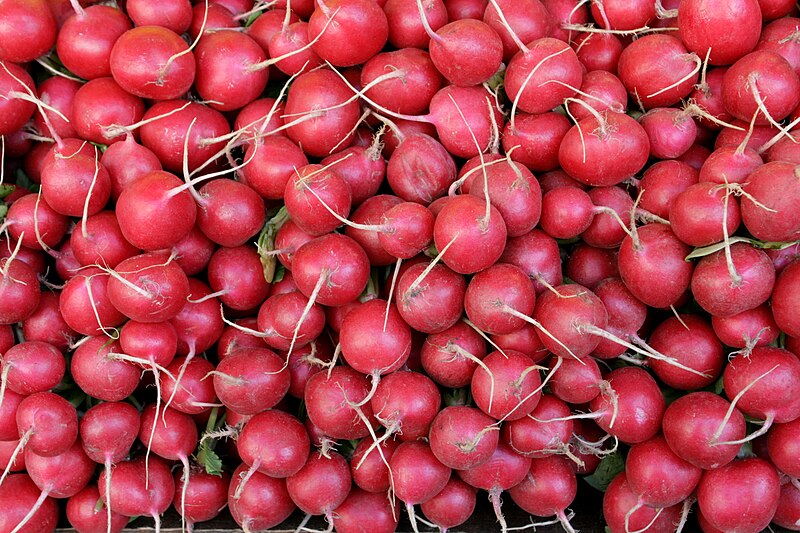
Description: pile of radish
2,0,800,531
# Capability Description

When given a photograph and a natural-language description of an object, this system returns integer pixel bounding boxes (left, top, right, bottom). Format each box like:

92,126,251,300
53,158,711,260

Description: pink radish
502,112,571,172
228,462,295,532
501,394,574,458
429,405,499,470
625,435,701,508
70,336,140,402
70,211,140,269
740,161,800,242
350,437,400,493
0,0,57,63
370,370,439,441
723,51,800,125
500,229,562,294
647,314,724,390
308,0,389,67
711,304,780,349
423,16,504,87
420,477,477,533
291,233,370,307
14,392,78,459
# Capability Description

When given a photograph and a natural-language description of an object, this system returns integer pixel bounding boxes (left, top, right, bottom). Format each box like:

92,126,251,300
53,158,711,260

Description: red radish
558,111,650,187
70,211,140,269
723,51,800,125
332,488,399,533
195,180,265,248
740,161,800,242
483,0,552,63
445,0,488,20
591,277,648,359
127,0,192,33
170,278,225,357
420,321,487,388
171,226,216,277
115,171,198,252
390,440,452,530
617,34,700,109
66,484,128,533
350,437,400,493
255,290,325,352
173,468,230,530
589,367,666,445
429,406,498,470
0,62,37,137
240,137,309,201
0,440,24,472
40,152,111,218
237,409,309,480
106,252,190,323
625,435,701,508
361,49,443,115
56,5,132,80
670,182,741,246
228,462,295,532
773,481,800,531
25,440,95,504
500,229,563,294
420,477,477,532
207,246,270,312
756,17,800,75
284,164,352,237
109,26,196,100
648,315,724,390
213,347,290,415
188,2,237,37
711,304,779,349
424,17,504,87
508,455,578,532
568,70,628,121
320,143,387,207
308,0,389,67
689,66,734,130
305,366,377,440
639,107,698,159
491,322,549,364
283,69,361,158
472,350,542,421
0,474,59,533
618,223,694,309
371,370,440,441
71,336,139,402
458,441,531,532
0,0,57,63
159,356,216,415
384,0,446,49
71,77,145,145
678,0,762,65
767,417,800,478
291,233,370,307
138,100,229,173
464,263,536,336
603,472,683,533
14,392,78,460
581,186,634,248
504,37,583,115
266,21,324,77
193,31,268,112
662,391,746,469
33,77,80,140
590,0,655,29
6,192,70,251
502,112,571,172
58,268,126,336
99,456,175,528
697,457,780,533
386,133,456,205
502,393,574,458
548,356,602,405
1,341,65,399
722,347,800,440
100,135,163,200
272,218,316,271
573,32,623,74
286,451,351,521
432,194,507,275
691,243,775,317
0,389,23,441
773,260,800,337
637,160,699,220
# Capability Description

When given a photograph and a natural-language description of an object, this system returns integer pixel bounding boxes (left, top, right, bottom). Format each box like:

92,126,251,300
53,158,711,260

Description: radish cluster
1,0,800,532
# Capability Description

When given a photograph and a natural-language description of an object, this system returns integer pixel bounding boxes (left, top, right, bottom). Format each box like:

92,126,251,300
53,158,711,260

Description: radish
254,291,326,352
70,336,140,402
697,457,780,533
370,370,440,441
491,322,549,363
173,468,230,530
464,263,536,336
109,26,196,100
508,455,578,533
386,133,457,205
723,51,800,126
602,472,683,533
384,0,447,49
6,191,70,252
722,347,800,441
678,0,762,66
207,246,270,312
548,356,602,405
66,485,128,533
647,314,724,390
766,417,800,478
106,251,190,323
320,143,387,207
423,16,504,87
591,277,647,360
637,159,699,220
70,211,140,269
99,456,175,530
502,112,571,172
588,366,666,445
625,435,701,508
504,37,583,116
33,77,80,140
308,0,389,67
284,163,352,237
14,392,78,459
639,107,698,159
457,441,531,533
0,62,37,138
582,186,635,249
115,170,198,252
213,347,290,415
740,161,800,242
228,462,295,532
502,393,574,459
332,488,399,533
127,0,192,33
484,0,552,63
0,0,57,63
70,77,145,145
690,243,775,317
195,179,266,248
350,436,400,493
429,405,499,470
557,111,650,187
1,341,65,400
390,440,451,532
420,321,487,388
670,182,741,246
286,451,351,524
420,477,477,533
100,135,163,201
773,259,800,337
0,474,59,533
565,245,618,290
773,482,800,531
618,223,693,309
361,49,443,116
305,366,377,440
500,229,562,294
159,356,217,415
617,34,700,109
56,4,132,81
472,349,543,421
240,136,309,201
573,33,623,74
756,17,800,75
0,389,23,441
711,304,779,349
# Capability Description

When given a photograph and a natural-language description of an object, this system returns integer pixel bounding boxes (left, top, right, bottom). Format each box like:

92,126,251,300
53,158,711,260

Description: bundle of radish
2,0,800,532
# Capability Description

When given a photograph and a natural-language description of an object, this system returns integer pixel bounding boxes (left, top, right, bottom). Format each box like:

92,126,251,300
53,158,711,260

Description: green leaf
196,441,224,476
0,184,15,199
583,450,625,492
256,206,289,283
